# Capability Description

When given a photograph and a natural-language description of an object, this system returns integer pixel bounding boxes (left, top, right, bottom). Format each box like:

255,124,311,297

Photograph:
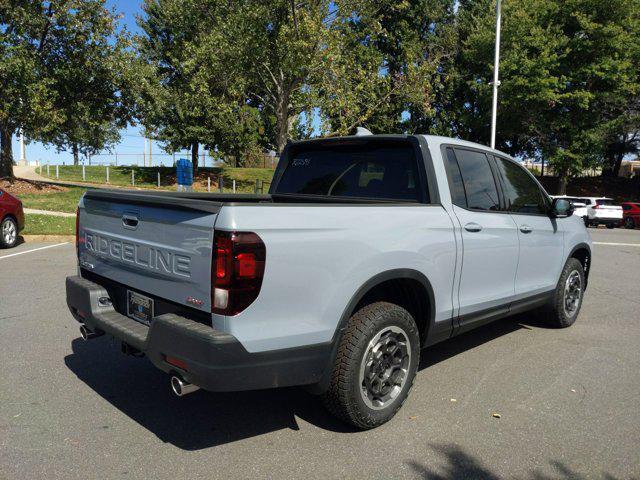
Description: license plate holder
127,290,154,326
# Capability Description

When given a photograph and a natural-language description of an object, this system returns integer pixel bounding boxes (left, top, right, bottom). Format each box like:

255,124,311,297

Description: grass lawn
22,214,75,235
18,187,86,213
38,165,275,192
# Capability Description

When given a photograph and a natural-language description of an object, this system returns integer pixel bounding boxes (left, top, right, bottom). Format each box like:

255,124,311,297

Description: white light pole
490,0,502,149
19,130,26,164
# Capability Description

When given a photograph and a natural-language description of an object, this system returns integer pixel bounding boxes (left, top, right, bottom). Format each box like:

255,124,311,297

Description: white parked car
552,196,622,228
584,197,622,228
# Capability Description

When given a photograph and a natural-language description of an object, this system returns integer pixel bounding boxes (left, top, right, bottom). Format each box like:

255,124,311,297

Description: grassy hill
38,165,275,192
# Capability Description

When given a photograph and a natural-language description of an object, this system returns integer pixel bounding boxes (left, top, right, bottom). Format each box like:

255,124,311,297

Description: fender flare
567,242,592,286
309,268,436,394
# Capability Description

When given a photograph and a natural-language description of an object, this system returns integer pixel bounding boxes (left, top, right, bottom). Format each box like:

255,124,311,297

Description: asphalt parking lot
1,228,639,480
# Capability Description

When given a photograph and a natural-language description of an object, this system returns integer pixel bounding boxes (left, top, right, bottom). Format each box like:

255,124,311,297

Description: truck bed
83,189,419,212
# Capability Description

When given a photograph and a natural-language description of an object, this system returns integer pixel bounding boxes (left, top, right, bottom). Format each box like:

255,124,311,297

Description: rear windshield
275,143,423,202
596,199,614,206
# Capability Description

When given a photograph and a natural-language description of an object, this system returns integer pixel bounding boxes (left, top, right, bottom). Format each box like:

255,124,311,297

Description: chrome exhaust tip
80,324,103,341
171,376,200,397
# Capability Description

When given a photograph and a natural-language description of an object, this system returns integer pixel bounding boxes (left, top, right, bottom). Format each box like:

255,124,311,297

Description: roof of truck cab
419,135,514,159
290,133,514,160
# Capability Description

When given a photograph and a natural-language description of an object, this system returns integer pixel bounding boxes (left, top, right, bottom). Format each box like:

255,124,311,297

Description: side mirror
551,198,574,218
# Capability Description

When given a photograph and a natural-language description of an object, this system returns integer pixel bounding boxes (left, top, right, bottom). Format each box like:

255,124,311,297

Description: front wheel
625,217,635,229
540,258,585,328
322,302,420,429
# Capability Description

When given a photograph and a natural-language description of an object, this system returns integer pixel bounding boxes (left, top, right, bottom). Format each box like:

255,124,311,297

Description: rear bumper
66,275,330,392
590,218,621,225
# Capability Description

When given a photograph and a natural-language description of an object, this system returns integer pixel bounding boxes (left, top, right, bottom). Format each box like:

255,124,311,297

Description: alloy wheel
563,270,582,317
359,326,412,410
2,220,17,246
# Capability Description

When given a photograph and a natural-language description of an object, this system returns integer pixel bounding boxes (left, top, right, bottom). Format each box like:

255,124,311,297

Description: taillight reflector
211,231,266,315
165,355,188,371
236,252,256,278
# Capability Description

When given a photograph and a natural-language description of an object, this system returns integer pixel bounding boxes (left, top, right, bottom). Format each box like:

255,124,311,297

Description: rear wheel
625,217,635,229
322,302,420,429
606,223,615,229
540,258,585,328
0,217,18,249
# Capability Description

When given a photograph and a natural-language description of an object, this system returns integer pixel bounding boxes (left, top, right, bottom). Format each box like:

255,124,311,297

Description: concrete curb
24,208,76,217
20,235,75,243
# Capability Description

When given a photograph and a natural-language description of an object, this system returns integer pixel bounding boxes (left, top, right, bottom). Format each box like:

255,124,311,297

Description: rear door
79,191,219,312
443,147,519,327
492,156,564,296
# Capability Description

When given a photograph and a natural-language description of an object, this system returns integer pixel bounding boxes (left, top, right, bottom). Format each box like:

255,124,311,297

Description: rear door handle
519,225,532,234
464,222,482,233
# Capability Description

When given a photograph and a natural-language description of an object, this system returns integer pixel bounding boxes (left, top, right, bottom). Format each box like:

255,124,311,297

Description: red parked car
0,188,25,248
621,202,640,229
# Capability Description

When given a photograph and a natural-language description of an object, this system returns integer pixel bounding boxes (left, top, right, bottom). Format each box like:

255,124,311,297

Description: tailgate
594,205,623,219
78,190,221,312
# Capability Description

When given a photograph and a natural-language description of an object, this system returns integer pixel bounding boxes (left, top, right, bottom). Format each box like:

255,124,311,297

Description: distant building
619,158,640,178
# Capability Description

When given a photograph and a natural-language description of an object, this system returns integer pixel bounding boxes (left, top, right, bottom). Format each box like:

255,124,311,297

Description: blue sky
12,0,185,167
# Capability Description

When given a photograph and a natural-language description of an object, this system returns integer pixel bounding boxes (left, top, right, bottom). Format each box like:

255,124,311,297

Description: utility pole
149,138,153,167
490,0,502,149
143,137,147,167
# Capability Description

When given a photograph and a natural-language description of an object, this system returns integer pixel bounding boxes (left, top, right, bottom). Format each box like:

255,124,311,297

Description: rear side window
596,199,614,206
275,143,423,202
493,157,548,214
622,204,631,211
444,148,467,207
449,148,500,211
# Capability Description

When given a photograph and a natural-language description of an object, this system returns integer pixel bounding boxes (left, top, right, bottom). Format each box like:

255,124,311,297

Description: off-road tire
322,302,420,429
540,258,585,328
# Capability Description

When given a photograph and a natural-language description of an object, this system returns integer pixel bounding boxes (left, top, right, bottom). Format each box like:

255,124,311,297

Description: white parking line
0,242,70,260
593,242,640,247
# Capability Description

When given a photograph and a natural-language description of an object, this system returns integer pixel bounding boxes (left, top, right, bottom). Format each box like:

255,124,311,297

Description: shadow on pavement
65,314,548,451
406,443,626,480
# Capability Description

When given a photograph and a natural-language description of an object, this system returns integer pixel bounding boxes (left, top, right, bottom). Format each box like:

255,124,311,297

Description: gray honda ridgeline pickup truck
66,134,592,429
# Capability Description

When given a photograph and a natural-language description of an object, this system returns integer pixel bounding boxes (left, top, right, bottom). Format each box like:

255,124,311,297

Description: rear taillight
211,230,266,315
75,207,80,259
593,205,599,209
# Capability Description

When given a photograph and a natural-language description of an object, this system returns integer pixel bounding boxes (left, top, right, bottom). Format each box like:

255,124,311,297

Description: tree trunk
540,159,545,177
191,142,199,174
611,152,624,177
72,143,79,166
558,174,568,195
275,90,291,154
0,124,14,178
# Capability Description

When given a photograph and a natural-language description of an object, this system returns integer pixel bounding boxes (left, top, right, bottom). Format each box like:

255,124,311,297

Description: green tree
39,1,135,165
0,1,135,177
314,0,456,136
444,0,640,192
236,0,332,152
0,1,58,177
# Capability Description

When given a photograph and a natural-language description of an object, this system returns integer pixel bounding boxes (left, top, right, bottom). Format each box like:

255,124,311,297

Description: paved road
1,229,639,480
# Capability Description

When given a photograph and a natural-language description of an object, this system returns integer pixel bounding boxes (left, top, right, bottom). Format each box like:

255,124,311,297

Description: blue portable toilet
176,158,193,191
